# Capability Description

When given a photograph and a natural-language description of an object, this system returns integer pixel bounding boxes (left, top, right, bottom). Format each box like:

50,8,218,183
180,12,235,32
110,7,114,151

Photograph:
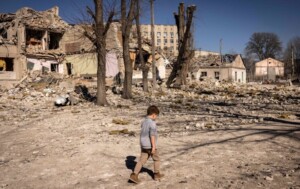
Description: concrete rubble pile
0,72,98,108
0,6,69,54
0,6,299,136
132,81,300,134
0,14,16,44
1,70,299,137
190,54,221,69
0,6,72,82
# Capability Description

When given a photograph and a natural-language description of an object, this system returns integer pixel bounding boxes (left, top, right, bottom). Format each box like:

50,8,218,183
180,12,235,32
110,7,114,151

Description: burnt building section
0,6,69,81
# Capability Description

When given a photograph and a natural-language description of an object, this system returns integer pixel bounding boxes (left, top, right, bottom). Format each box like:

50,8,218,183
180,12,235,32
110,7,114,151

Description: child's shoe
154,172,164,181
129,173,140,184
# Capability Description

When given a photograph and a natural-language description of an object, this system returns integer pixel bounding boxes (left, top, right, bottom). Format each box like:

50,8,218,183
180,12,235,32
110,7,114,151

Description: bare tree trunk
150,0,156,92
94,0,108,105
174,3,186,86
84,0,114,106
176,12,195,86
96,43,107,105
135,0,149,92
166,4,196,88
121,0,136,99
181,6,195,85
178,3,185,49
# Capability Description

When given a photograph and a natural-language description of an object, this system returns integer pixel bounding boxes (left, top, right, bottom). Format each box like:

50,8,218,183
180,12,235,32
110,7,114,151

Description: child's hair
147,105,160,115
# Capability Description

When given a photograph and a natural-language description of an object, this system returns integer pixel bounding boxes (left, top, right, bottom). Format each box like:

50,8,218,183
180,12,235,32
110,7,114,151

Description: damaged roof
189,54,240,72
0,6,69,33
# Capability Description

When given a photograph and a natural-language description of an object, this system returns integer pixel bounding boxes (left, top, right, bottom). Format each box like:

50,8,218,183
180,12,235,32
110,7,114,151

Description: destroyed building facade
0,6,167,85
190,54,247,83
0,6,69,81
60,23,122,77
62,21,167,80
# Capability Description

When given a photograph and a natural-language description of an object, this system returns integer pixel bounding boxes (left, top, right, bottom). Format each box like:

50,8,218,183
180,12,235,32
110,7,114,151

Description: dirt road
0,95,299,189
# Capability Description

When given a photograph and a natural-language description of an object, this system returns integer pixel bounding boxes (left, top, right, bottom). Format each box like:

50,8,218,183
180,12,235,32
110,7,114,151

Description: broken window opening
0,58,14,71
51,63,59,72
215,71,220,80
235,71,237,81
49,32,62,50
201,71,207,77
26,29,46,50
242,72,244,82
66,62,72,75
0,28,8,39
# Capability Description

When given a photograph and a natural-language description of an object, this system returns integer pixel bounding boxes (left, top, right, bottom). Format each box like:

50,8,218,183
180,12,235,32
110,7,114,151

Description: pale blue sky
1,0,299,54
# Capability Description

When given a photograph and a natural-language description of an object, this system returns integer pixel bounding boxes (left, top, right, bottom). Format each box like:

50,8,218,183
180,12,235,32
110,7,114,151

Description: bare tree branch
103,11,115,36
83,30,96,46
86,6,96,22
167,4,196,87
245,32,282,61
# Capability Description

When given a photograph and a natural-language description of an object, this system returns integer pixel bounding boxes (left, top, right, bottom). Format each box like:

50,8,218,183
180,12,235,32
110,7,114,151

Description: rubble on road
132,80,300,133
1,69,299,135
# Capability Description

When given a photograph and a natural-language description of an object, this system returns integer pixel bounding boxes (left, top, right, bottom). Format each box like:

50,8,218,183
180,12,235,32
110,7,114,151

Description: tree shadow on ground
164,124,300,161
125,156,154,182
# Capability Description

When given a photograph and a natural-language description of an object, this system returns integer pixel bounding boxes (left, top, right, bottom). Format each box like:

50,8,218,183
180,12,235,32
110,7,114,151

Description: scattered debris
265,176,274,181
112,118,131,125
109,129,135,136
54,95,70,106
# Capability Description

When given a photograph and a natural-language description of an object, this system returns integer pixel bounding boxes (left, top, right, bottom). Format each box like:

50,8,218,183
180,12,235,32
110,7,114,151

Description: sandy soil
0,91,300,189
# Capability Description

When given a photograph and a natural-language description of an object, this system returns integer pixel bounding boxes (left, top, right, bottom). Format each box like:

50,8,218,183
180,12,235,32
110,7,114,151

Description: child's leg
151,149,160,173
133,150,150,174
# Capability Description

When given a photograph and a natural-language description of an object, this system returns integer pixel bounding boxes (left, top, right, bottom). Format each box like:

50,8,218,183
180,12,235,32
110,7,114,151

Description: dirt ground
0,88,300,189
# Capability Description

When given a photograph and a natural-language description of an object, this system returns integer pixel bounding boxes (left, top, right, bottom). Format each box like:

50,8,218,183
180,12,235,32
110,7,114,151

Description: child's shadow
126,156,154,180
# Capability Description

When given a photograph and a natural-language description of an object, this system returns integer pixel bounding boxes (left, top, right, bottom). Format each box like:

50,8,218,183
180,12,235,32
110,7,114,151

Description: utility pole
267,58,269,80
150,0,156,92
292,45,295,78
220,38,223,63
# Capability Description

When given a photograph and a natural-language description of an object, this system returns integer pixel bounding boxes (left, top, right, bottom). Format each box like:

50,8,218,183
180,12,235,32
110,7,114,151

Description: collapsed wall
0,6,69,80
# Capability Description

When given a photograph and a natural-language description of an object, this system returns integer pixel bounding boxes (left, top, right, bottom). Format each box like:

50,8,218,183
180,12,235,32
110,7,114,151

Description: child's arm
151,136,156,154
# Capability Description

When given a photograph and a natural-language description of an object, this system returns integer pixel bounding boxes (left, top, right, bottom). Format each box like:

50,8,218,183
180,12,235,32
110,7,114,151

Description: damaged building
190,54,247,83
0,6,68,81
0,6,167,86
62,21,167,80
61,23,122,77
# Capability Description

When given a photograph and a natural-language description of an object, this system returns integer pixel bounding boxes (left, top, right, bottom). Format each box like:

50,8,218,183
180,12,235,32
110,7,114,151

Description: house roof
189,54,241,72
255,57,285,67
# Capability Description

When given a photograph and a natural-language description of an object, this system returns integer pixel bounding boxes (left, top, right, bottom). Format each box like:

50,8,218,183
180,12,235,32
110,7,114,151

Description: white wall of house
229,68,246,83
255,58,284,78
27,58,62,74
196,68,224,81
196,67,246,83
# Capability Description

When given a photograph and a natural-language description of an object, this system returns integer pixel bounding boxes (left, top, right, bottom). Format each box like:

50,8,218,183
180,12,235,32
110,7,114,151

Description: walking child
129,105,164,183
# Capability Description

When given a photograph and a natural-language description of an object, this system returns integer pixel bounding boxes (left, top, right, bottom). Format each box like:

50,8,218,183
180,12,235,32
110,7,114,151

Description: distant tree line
244,32,300,79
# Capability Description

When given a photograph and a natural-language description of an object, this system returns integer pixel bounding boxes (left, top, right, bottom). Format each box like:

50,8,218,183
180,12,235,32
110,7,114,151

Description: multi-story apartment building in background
140,24,178,56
